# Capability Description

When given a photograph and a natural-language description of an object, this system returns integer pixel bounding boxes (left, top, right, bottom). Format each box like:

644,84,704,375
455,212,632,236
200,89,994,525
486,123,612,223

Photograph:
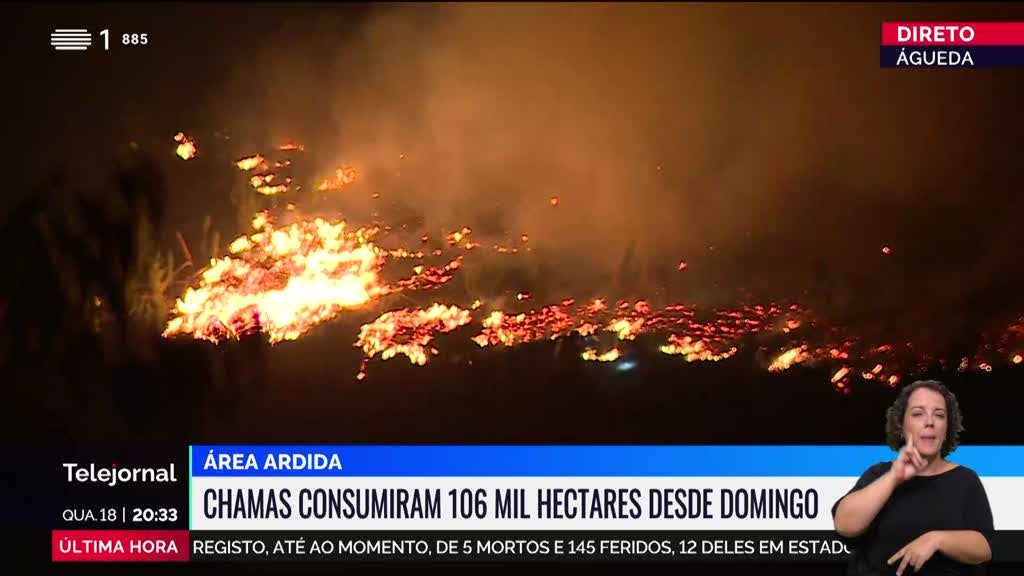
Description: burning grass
154,133,1024,388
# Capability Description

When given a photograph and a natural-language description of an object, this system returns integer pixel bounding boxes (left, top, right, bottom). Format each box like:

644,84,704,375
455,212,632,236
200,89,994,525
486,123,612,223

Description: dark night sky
4,2,376,197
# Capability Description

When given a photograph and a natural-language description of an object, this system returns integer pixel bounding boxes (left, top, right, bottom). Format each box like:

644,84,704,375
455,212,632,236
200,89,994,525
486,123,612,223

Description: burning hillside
159,136,1024,391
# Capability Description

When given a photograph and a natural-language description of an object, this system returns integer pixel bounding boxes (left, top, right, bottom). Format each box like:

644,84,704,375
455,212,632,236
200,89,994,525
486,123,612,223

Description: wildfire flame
158,137,1024,386
249,174,276,188
831,367,850,383
447,227,472,246
582,347,621,362
236,155,265,171
163,212,385,344
356,304,472,368
768,346,809,372
255,184,289,196
660,335,738,363
174,132,197,160
318,165,358,191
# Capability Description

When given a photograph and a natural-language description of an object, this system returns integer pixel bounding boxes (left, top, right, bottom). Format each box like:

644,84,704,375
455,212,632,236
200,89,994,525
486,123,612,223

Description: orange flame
158,137,1024,384
768,346,810,372
356,304,472,367
236,155,265,171
174,132,197,160
660,336,737,362
255,184,289,196
164,212,385,344
447,227,472,246
318,165,358,191
831,367,850,383
608,317,643,341
250,174,277,188
582,347,620,362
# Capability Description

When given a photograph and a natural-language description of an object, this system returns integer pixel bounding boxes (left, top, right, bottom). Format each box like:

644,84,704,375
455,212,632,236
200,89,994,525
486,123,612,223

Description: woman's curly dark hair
885,380,964,457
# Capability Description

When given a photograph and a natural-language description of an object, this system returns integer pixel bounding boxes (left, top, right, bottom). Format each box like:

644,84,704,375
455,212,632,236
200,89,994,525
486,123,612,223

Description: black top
831,462,994,576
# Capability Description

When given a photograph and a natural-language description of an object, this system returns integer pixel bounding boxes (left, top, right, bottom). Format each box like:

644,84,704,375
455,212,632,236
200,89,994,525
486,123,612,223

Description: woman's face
902,387,948,457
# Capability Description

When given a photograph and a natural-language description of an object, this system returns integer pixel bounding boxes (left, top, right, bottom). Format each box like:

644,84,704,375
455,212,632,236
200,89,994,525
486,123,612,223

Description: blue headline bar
190,445,1024,477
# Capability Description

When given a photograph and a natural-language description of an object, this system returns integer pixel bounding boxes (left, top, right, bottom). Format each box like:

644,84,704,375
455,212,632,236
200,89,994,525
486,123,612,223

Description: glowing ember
678,261,687,271
550,196,559,207
882,245,892,255
236,155,265,171
768,346,809,372
1014,354,1023,365
255,184,289,196
392,259,461,292
174,132,197,160
831,367,850,383
582,347,620,362
163,212,385,344
318,165,358,191
279,142,304,151
660,336,737,362
355,304,472,368
608,317,643,341
471,304,576,348
447,227,472,246
250,174,277,188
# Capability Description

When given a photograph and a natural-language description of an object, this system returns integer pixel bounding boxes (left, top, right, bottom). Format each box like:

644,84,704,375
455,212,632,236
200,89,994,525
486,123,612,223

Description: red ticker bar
882,22,1024,45
52,530,189,562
